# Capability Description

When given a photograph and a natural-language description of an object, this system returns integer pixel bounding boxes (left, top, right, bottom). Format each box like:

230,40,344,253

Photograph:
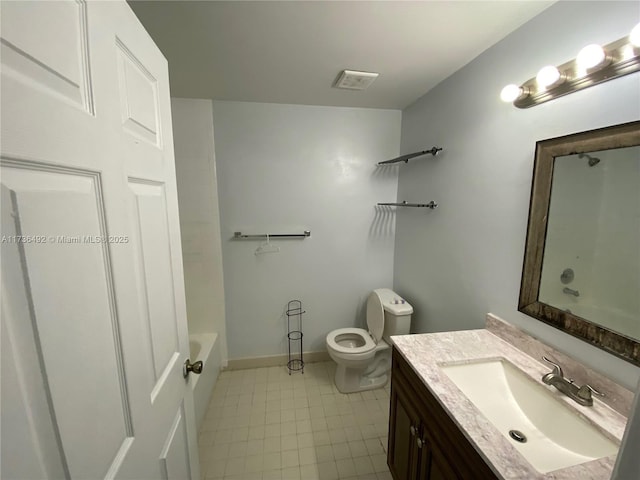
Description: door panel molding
128,179,180,401
1,159,136,477
1,185,70,479
105,437,135,480
160,402,191,480
0,0,94,113
116,37,161,147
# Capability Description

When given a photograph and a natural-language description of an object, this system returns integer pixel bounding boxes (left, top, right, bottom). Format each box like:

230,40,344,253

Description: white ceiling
129,1,555,109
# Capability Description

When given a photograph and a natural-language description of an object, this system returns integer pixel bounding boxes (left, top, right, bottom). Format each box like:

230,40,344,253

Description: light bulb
630,22,640,47
536,65,561,88
577,44,606,69
500,84,523,102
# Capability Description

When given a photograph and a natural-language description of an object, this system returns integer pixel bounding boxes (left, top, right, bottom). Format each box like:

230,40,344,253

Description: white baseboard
225,351,331,370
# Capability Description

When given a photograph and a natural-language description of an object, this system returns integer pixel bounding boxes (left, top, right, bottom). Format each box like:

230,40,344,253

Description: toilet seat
326,327,375,354
366,290,385,342
326,291,386,356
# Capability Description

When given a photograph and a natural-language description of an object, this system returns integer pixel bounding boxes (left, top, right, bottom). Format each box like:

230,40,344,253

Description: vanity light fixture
500,84,526,102
536,65,563,88
576,44,607,70
501,22,640,108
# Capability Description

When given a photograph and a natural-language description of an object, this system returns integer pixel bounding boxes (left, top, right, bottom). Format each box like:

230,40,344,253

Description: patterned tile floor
199,362,393,480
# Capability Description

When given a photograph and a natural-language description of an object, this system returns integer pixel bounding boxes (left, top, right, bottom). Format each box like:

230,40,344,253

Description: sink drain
509,430,527,443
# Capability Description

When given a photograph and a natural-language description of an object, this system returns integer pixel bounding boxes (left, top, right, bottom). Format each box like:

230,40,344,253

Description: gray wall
212,101,401,359
394,1,640,389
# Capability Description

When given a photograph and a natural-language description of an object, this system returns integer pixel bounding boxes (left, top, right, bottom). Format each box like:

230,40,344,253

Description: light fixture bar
512,36,640,108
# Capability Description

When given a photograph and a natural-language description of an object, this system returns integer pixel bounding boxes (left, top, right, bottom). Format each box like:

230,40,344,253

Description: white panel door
0,1,199,479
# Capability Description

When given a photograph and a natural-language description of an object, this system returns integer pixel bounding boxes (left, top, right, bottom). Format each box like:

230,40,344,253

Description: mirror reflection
538,146,640,341
519,121,640,365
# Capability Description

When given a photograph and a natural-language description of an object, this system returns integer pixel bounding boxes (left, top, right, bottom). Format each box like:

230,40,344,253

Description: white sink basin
441,359,619,474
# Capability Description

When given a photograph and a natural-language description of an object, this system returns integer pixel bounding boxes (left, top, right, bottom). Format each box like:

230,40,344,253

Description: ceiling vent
334,70,379,90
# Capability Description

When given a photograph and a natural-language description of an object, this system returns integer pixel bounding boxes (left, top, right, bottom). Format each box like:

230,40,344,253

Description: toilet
326,288,413,393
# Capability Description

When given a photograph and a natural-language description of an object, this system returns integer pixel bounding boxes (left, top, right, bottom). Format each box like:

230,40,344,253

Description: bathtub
189,333,221,429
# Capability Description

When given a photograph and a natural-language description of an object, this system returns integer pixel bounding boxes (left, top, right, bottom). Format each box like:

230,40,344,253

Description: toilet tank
374,289,413,342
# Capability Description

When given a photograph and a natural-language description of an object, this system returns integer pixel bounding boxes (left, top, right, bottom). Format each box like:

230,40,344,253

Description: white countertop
391,326,629,479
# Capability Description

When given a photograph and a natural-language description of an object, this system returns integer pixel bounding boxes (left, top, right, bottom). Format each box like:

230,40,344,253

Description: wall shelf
377,201,438,209
378,147,442,165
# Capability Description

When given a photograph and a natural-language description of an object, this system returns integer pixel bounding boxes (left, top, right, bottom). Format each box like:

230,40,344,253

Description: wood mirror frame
519,120,640,366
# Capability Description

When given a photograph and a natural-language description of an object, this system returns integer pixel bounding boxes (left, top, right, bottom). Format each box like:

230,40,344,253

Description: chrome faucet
541,357,604,406
562,287,580,297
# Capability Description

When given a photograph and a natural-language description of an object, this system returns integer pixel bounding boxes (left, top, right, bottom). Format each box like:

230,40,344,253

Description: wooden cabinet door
388,376,423,480
415,436,433,480
427,447,460,480
388,348,498,480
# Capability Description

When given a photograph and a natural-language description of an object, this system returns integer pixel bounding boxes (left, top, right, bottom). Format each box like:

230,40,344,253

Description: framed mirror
519,121,640,365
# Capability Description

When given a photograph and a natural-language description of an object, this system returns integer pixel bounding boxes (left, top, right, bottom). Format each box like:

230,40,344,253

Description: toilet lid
366,291,384,343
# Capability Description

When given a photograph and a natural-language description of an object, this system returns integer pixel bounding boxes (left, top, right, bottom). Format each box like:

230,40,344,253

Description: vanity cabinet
387,348,497,480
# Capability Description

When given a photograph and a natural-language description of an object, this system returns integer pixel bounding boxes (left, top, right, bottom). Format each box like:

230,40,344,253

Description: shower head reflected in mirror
578,152,601,167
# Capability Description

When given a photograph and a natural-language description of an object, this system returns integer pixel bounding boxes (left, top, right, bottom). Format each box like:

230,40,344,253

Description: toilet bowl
326,288,413,393
326,328,379,368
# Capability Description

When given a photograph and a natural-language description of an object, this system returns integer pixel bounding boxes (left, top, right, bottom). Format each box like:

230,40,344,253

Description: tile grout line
198,362,392,480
